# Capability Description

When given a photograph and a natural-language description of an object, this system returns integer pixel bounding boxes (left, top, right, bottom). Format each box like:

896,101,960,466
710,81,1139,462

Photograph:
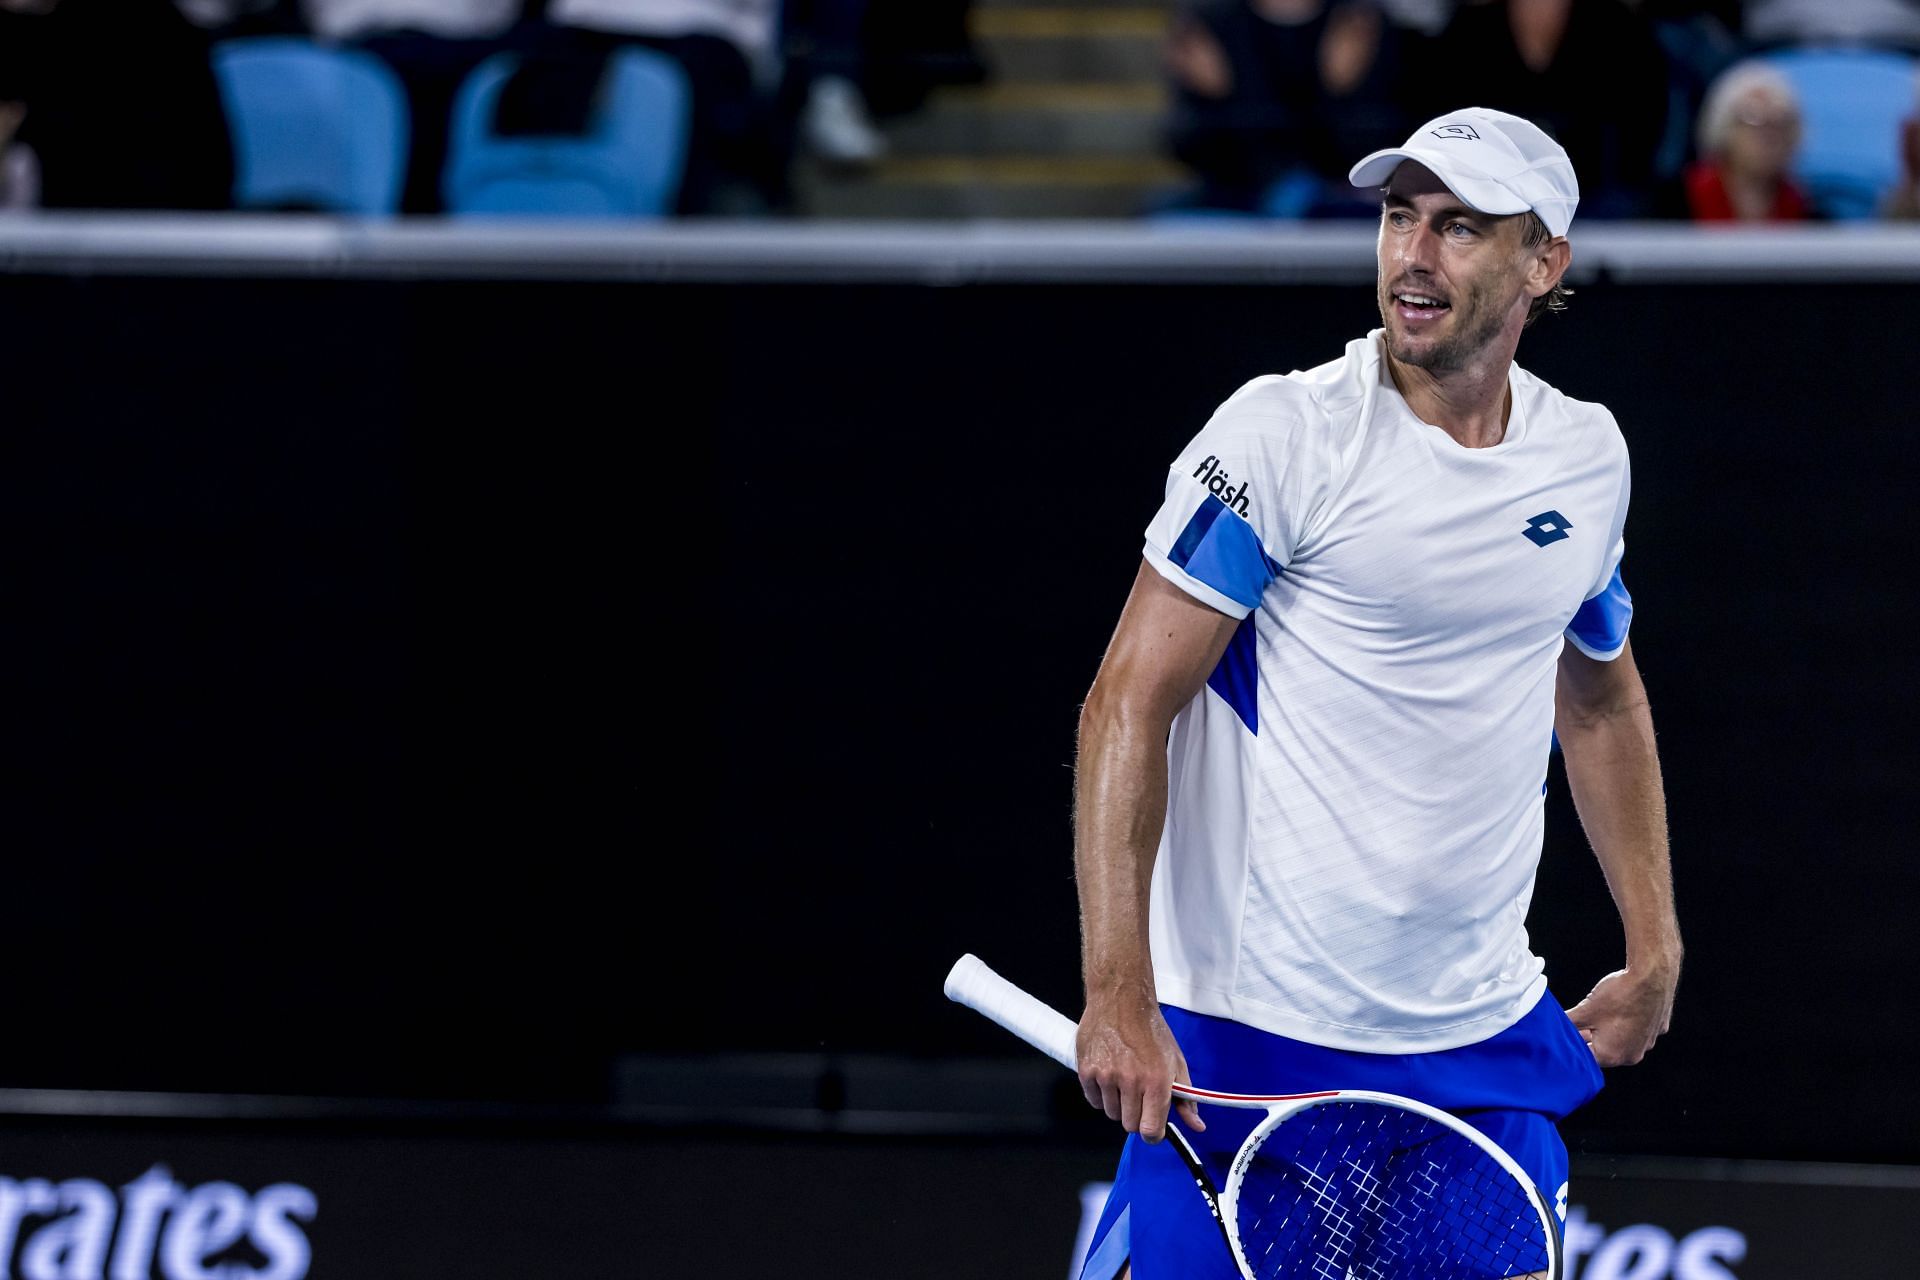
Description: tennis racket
945,953,1561,1280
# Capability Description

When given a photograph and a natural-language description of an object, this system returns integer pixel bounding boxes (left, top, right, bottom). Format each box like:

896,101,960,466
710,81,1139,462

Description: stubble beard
1378,277,1512,374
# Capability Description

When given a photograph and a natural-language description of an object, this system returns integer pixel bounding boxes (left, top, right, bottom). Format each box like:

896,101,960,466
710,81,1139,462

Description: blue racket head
1222,1094,1558,1280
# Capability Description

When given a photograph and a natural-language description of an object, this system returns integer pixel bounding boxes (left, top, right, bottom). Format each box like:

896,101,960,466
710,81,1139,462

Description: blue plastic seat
443,50,691,218
1762,47,1918,220
213,38,409,215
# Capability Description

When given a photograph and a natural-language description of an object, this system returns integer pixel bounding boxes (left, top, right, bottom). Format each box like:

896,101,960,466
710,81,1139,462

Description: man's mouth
1393,291,1451,320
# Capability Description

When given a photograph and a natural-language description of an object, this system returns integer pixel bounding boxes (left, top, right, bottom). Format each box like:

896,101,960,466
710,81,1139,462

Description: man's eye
1448,222,1476,237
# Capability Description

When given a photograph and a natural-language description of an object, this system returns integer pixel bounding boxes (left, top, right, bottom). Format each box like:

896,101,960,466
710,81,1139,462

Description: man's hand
1567,961,1679,1067
1077,986,1204,1142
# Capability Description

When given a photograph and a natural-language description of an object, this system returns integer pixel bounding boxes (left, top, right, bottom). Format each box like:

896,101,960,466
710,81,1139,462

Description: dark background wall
2,271,1912,1163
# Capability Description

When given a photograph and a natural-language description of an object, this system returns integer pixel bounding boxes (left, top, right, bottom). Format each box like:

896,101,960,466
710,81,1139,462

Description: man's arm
1075,559,1241,1142
1555,639,1682,1066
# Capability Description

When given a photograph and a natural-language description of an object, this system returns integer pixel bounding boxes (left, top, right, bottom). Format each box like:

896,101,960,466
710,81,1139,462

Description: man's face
1375,162,1536,373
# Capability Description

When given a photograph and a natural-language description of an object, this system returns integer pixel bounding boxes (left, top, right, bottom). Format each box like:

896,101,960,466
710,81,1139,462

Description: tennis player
1072,107,1681,1280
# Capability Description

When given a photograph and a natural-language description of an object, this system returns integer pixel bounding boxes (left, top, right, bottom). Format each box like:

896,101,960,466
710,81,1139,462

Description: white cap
1347,107,1579,237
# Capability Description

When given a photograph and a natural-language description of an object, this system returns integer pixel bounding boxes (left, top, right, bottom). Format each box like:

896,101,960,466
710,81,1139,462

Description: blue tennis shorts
1077,989,1604,1280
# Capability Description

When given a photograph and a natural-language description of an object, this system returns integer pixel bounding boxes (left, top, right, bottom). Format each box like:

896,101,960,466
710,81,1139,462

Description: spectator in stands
789,0,888,168
1683,61,1815,221
0,0,233,210
548,0,789,215
1164,0,1413,215
1425,0,1671,219
1635,0,1744,191
860,0,988,118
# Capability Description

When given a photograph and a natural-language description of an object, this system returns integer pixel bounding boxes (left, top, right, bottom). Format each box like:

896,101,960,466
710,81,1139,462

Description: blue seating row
213,38,690,217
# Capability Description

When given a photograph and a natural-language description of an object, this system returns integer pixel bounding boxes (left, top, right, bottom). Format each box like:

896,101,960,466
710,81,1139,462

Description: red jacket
1684,162,1814,222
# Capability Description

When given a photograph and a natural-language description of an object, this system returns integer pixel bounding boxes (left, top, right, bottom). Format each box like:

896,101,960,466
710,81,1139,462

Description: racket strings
1231,1102,1549,1280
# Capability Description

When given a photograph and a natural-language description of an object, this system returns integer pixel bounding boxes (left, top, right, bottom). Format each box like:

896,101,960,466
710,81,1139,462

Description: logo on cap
1431,123,1481,141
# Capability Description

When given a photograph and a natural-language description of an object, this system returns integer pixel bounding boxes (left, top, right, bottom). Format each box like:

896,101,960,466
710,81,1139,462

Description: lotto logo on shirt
0,1165,316,1280
1191,456,1252,518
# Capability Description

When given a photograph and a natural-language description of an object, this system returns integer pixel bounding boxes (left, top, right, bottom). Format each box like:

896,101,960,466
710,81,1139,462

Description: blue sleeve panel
1566,565,1632,659
1206,614,1261,735
1169,496,1281,611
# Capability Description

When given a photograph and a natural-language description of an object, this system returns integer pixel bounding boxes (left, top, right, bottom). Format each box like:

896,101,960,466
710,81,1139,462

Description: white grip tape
943,953,1080,1072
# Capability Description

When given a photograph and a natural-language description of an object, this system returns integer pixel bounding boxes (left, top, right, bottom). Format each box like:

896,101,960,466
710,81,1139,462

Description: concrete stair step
802,6,1182,218
976,33,1164,82
884,82,1167,156
796,153,1186,219
971,7,1167,81
971,7,1170,35
975,0,1172,8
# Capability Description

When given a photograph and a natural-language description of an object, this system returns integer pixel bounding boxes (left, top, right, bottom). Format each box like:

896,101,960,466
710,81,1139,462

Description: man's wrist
1625,932,1684,980
1084,973,1156,995
1082,969,1157,1007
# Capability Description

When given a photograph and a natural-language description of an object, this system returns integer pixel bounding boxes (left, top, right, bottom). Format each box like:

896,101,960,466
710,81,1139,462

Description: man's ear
1528,237,1572,300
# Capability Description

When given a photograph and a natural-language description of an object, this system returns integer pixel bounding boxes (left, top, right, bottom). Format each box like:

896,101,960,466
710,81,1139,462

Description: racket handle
944,954,1080,1073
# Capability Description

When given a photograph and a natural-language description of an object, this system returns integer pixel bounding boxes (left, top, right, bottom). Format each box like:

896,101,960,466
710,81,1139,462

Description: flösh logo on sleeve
1192,456,1252,518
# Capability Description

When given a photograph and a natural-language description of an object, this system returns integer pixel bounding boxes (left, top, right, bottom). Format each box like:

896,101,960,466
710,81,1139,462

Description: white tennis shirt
1141,331,1633,1053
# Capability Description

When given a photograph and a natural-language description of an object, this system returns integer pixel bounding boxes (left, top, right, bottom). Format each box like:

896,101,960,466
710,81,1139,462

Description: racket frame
945,953,1563,1280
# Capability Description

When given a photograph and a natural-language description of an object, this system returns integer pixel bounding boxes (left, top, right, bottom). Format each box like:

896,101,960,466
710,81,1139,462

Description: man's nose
1396,222,1441,274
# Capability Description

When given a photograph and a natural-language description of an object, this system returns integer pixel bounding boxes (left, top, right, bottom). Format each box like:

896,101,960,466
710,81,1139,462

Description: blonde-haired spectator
1684,61,1813,222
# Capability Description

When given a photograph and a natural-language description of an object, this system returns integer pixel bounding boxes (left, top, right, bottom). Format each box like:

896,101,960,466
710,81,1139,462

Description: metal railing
1,215,1917,284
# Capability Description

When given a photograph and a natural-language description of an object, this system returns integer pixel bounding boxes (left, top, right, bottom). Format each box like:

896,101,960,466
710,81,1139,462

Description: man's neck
1382,343,1515,449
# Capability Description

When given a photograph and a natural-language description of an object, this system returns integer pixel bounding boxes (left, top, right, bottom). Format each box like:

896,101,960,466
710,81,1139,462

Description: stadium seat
1762,47,1918,220
443,50,690,218
213,38,409,215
